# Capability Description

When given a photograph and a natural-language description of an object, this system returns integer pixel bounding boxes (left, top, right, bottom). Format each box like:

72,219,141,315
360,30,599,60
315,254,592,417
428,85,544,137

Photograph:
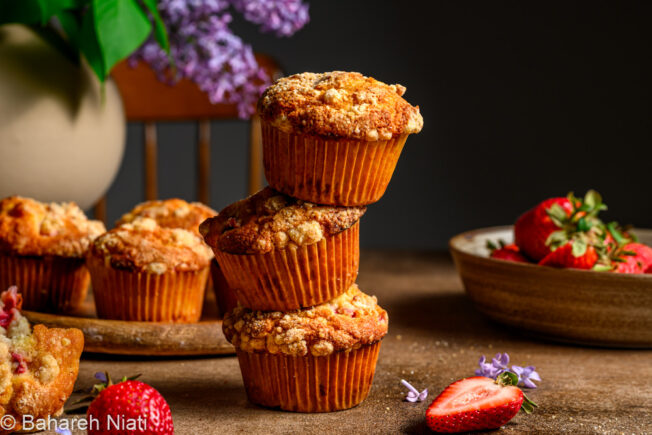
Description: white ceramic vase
0,24,125,210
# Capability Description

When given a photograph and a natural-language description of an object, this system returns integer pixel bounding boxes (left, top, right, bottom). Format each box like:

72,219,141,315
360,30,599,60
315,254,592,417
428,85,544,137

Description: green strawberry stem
495,372,538,414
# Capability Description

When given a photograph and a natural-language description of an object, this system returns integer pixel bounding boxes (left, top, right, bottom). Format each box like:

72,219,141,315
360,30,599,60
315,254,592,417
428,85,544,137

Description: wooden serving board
23,290,234,356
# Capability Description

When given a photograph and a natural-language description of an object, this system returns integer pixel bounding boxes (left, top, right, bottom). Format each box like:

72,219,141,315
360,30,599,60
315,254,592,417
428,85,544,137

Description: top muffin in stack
258,71,423,206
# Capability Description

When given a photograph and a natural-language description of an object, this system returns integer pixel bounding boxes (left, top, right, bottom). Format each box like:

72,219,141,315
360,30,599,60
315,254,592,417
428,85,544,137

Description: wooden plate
449,226,652,348
22,290,234,356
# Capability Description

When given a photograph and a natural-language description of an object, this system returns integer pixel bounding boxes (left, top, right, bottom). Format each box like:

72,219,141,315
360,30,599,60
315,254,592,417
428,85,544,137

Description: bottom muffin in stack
222,284,387,412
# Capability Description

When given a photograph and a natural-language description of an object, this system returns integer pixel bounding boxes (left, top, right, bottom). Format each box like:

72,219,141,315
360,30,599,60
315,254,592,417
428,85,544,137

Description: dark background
104,1,652,249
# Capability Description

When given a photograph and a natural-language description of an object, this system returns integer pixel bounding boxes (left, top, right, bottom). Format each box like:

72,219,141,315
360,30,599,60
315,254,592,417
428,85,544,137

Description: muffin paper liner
210,259,239,317
0,254,89,313
236,342,381,412
88,256,208,322
214,222,359,311
262,122,409,206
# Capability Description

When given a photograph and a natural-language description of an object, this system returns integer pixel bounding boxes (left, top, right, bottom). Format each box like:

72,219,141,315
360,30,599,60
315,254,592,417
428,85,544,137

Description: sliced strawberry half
426,374,536,433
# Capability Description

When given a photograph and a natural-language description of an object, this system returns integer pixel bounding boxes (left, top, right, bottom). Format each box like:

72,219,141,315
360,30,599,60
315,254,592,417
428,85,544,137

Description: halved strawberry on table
426,373,536,433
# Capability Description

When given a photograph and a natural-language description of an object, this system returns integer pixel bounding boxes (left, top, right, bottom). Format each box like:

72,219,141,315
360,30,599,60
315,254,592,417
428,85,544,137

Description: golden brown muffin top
200,187,366,255
0,196,105,258
116,199,217,236
223,284,388,357
89,217,213,274
257,71,423,141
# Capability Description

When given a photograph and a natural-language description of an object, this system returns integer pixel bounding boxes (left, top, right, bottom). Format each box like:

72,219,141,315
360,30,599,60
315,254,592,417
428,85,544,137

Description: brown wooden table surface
53,251,651,434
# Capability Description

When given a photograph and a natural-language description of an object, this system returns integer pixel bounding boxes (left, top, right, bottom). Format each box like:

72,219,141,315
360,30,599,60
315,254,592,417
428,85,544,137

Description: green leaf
520,392,538,414
577,217,591,232
496,371,519,387
78,8,106,81
607,222,626,245
93,0,152,76
571,239,588,257
56,10,80,45
592,264,613,272
141,0,170,53
546,204,568,227
0,0,88,25
29,23,79,64
486,240,497,251
583,190,602,210
545,230,567,248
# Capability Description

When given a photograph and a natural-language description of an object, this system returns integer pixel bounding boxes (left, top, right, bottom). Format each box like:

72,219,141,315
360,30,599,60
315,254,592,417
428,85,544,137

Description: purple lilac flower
55,429,72,435
401,379,428,403
132,0,309,118
230,0,309,37
475,352,541,389
511,365,541,389
94,372,107,383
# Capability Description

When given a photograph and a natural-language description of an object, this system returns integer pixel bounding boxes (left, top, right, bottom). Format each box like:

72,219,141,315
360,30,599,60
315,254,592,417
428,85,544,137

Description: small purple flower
475,353,507,378
401,379,428,403
474,352,541,389
511,365,541,389
94,372,107,383
55,429,72,435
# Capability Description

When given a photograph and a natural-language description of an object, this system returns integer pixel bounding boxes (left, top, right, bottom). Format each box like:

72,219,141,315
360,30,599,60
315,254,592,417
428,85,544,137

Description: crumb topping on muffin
116,199,217,236
0,287,84,425
199,187,366,255
223,284,388,357
89,217,213,274
0,196,105,258
258,71,423,141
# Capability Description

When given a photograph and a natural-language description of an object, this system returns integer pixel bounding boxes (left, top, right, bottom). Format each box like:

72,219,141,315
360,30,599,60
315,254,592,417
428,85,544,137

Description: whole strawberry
538,242,599,270
514,197,573,261
86,376,173,435
426,373,536,433
487,240,530,263
612,242,652,274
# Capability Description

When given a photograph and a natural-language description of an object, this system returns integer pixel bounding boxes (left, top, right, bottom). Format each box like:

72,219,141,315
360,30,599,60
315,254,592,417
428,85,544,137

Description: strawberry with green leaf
516,190,610,269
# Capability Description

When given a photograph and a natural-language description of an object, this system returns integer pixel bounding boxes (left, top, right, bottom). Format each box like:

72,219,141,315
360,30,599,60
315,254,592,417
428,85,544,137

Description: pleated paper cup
87,256,208,322
210,259,239,317
236,342,381,413
214,222,359,311
0,254,89,313
262,122,409,206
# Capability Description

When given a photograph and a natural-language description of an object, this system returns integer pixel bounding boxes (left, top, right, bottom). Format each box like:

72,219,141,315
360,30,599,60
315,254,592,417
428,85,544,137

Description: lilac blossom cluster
476,352,541,388
132,0,309,118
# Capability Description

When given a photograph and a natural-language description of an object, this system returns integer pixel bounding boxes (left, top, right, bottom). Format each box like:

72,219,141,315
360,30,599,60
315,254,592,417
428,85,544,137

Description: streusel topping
116,199,216,236
258,71,423,141
223,284,388,357
89,217,213,274
200,187,366,255
0,196,105,258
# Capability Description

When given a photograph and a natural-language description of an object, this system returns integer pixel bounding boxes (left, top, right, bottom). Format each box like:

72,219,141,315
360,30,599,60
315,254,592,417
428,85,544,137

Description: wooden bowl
449,226,652,348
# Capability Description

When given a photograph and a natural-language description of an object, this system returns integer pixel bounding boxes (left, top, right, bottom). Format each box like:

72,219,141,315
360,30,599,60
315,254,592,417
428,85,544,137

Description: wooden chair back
94,54,282,222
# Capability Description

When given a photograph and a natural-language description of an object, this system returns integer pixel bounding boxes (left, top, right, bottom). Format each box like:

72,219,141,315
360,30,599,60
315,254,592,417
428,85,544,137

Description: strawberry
426,373,536,433
514,197,574,261
81,373,173,435
611,243,652,274
487,240,530,263
538,242,598,270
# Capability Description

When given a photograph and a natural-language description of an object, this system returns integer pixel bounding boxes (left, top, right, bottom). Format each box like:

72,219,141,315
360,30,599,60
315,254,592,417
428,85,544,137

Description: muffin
0,196,105,313
200,187,365,311
258,71,423,206
88,217,213,322
116,199,231,316
0,286,84,432
116,198,216,236
223,284,388,412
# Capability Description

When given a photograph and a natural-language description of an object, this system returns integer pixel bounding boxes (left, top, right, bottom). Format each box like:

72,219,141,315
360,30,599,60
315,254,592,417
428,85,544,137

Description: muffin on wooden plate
258,71,423,206
200,187,365,311
116,199,234,316
0,286,84,432
0,196,105,313
223,284,387,412
88,217,213,322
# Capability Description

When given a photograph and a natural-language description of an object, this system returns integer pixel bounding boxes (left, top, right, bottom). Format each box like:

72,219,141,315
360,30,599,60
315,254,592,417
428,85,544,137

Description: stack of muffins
200,71,423,412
